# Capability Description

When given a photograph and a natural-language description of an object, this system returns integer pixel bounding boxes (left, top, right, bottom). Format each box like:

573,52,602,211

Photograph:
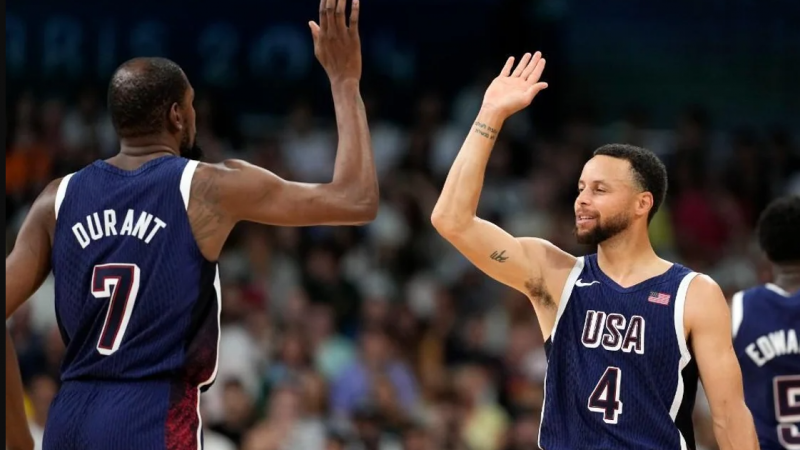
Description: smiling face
574,155,654,246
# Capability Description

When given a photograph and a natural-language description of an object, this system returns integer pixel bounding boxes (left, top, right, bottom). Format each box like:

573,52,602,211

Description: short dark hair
593,143,668,223
757,195,800,264
107,57,189,138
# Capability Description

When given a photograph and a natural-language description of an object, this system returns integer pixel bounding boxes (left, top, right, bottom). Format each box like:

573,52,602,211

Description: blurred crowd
6,82,800,450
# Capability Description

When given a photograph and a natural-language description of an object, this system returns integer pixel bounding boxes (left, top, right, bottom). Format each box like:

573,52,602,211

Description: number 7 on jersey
91,264,141,355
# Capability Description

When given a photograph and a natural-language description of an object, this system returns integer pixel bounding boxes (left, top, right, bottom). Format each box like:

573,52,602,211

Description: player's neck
119,134,180,158
772,263,800,295
112,139,179,170
597,227,664,285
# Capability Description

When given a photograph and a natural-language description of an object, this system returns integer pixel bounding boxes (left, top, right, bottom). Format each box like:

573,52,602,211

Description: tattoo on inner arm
188,168,226,243
473,121,499,140
490,250,509,263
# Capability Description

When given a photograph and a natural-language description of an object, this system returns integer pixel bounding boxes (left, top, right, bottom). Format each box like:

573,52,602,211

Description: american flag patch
648,291,671,305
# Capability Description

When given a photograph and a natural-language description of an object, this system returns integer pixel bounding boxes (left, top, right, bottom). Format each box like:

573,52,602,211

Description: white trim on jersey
730,290,745,339
669,271,699,450
538,256,585,450
54,173,75,220
180,160,200,210
195,265,222,450
766,283,792,297
551,257,586,341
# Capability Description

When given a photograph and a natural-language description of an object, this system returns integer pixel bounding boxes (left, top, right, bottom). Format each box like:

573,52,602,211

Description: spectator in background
209,379,257,447
281,100,336,183
455,364,509,450
261,329,313,401
501,410,540,450
402,423,436,450
242,383,326,450
26,374,59,449
331,326,418,419
303,244,363,335
6,94,51,218
61,88,117,158
6,58,798,450
307,303,357,382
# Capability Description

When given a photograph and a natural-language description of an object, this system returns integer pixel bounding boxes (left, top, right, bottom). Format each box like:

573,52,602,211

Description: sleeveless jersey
51,156,220,389
539,254,698,450
731,284,800,450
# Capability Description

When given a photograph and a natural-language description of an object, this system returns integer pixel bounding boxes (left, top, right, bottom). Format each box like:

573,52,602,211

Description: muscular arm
5,180,58,450
687,275,759,450
431,106,575,304
220,80,376,226
188,80,378,259
6,180,57,319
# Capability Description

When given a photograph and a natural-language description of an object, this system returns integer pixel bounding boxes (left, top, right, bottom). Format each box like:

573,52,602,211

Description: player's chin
574,222,595,234
573,227,595,244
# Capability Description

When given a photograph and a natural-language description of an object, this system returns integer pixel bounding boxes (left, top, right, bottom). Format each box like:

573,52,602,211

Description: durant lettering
72,209,167,249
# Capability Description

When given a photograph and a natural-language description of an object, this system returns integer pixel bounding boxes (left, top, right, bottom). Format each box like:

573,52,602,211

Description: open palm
483,52,548,119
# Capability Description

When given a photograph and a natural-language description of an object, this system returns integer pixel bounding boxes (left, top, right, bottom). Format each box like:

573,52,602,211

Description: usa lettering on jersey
581,310,646,354
743,328,799,367
72,209,167,249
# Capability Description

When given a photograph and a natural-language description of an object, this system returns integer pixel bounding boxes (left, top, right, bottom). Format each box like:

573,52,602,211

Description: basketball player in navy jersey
4,1,375,449
432,52,759,449
731,196,800,450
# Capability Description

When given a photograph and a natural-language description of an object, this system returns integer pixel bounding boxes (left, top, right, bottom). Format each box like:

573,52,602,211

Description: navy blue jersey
539,254,698,450
731,284,800,450
48,156,220,449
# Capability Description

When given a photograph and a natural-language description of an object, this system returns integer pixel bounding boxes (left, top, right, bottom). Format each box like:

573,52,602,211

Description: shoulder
35,177,63,222
17,177,63,242
192,160,280,194
187,161,240,207
684,274,731,334
685,273,725,304
40,177,64,205
195,159,266,175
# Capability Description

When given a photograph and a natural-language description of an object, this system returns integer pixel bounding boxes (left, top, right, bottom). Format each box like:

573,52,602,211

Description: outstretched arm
431,53,574,303
228,0,376,226
5,180,58,450
186,0,378,260
687,275,759,450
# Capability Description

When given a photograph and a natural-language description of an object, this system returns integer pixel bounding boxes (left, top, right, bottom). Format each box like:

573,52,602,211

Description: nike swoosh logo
576,279,600,287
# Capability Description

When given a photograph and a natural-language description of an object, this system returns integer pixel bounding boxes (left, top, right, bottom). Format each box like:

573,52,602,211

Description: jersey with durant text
731,284,800,450
539,254,698,450
51,156,220,388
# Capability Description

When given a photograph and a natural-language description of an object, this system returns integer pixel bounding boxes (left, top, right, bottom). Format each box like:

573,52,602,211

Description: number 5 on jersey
589,366,623,424
91,264,141,355
775,375,800,449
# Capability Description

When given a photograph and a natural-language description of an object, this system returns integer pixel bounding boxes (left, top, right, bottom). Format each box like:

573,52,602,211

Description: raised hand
309,0,362,84
482,52,548,119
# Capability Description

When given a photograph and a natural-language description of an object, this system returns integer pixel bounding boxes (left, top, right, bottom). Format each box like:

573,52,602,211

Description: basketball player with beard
432,52,758,449
5,1,376,448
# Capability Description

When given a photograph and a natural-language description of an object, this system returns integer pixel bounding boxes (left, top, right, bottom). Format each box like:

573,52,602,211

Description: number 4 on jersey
588,366,623,424
91,264,141,355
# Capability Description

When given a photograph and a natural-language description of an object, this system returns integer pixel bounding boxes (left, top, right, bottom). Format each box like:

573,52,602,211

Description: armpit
525,276,556,309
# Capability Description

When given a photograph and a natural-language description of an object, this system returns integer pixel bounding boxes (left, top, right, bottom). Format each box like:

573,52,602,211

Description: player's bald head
107,57,190,139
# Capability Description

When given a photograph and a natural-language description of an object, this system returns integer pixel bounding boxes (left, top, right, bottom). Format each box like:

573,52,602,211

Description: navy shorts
43,380,204,450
